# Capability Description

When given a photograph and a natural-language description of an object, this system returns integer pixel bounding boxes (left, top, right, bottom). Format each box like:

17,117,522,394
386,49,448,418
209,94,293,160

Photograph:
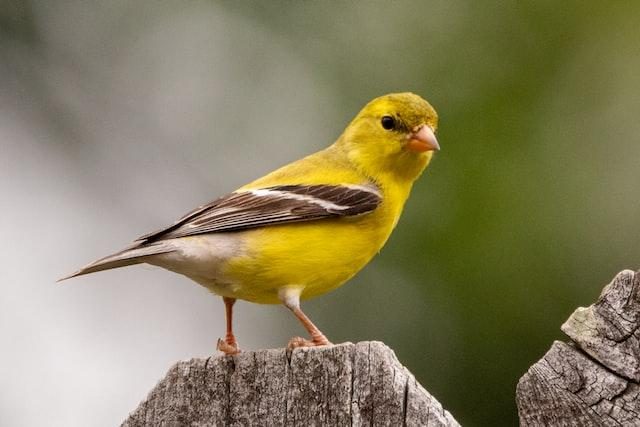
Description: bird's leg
287,306,332,349
279,287,332,349
216,297,240,355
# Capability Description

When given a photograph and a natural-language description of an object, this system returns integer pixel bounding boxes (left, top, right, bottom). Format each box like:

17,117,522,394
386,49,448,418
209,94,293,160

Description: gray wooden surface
122,341,459,426
517,269,640,426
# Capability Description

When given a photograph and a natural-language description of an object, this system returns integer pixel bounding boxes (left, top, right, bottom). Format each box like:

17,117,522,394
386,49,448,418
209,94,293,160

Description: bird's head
338,92,439,182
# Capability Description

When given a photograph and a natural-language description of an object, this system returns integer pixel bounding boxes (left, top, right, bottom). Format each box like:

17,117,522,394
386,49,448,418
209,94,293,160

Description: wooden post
123,270,640,425
517,269,640,425
122,341,459,426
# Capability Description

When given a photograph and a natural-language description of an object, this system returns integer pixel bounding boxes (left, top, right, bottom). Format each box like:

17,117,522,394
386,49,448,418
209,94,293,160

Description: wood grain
517,270,640,426
122,341,459,426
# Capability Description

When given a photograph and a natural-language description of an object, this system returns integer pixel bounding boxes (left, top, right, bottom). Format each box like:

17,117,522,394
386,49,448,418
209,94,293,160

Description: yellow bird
60,92,440,354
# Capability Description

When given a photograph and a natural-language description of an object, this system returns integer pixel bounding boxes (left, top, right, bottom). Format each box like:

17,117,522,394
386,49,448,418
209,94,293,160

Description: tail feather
58,242,176,282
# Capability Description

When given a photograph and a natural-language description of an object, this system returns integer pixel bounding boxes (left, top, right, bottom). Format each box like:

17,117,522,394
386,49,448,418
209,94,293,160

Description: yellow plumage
61,92,439,353
227,153,420,304
226,93,438,304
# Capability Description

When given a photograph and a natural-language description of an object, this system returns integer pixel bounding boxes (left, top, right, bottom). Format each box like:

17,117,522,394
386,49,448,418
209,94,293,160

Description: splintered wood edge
122,341,460,426
517,270,640,426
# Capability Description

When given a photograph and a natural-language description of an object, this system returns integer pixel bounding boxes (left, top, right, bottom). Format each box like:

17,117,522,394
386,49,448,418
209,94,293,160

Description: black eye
381,115,395,130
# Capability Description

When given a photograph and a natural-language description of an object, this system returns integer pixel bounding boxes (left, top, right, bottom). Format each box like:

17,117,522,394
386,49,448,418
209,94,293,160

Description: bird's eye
381,115,395,130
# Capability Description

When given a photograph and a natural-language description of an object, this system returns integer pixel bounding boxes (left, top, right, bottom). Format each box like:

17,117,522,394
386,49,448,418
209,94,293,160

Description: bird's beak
406,125,440,152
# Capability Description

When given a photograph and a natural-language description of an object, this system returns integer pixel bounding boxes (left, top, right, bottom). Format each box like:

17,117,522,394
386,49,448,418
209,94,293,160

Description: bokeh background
2,1,640,425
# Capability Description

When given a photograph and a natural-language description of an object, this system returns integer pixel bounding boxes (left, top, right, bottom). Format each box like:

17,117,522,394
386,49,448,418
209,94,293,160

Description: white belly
146,233,246,297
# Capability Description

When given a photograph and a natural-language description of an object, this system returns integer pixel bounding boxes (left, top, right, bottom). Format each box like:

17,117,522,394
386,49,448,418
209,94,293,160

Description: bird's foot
216,337,240,355
286,335,332,350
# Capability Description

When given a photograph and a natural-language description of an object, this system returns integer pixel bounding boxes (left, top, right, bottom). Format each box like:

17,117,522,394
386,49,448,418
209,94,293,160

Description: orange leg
279,288,332,349
216,297,240,355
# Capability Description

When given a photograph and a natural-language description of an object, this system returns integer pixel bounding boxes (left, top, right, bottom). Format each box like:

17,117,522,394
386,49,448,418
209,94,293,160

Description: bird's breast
222,189,407,302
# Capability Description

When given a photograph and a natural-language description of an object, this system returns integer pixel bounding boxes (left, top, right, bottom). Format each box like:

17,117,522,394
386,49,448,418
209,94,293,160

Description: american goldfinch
60,92,439,354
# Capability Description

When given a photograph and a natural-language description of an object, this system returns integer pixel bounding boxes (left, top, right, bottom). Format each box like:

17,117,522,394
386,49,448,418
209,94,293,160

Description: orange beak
406,125,440,153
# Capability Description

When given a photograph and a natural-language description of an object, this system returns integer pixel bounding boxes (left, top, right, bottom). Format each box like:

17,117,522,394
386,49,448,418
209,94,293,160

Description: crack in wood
122,341,459,426
517,269,640,426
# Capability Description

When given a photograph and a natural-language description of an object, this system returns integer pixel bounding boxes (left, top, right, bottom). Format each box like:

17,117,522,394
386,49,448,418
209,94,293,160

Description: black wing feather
136,184,381,244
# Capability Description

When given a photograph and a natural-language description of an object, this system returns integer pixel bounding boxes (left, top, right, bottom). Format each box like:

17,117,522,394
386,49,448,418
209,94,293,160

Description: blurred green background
2,1,640,426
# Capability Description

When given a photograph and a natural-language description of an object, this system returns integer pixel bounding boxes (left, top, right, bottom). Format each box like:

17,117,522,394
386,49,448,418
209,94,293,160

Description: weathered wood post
517,269,640,426
122,341,460,426
122,270,640,425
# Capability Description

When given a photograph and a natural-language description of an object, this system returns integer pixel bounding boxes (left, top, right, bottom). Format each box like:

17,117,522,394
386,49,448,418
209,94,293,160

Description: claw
217,338,240,355
287,335,332,350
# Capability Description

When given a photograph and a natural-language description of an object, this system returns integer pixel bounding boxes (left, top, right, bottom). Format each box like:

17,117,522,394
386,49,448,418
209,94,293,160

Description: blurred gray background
2,1,640,425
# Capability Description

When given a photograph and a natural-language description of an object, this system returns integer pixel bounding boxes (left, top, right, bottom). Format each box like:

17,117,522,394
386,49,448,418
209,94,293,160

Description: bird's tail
57,241,176,282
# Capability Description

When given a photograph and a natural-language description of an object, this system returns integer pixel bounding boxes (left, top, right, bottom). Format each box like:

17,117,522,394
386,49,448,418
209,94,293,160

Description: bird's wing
136,184,382,243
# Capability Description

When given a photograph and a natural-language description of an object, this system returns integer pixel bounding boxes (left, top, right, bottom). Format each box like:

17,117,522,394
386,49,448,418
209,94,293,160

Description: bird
59,92,440,355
